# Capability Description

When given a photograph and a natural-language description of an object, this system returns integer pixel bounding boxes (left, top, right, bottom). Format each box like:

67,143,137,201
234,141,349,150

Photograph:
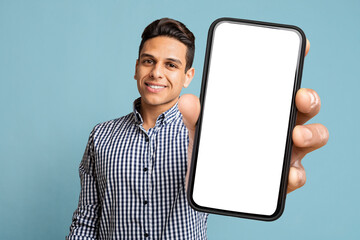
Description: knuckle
288,167,306,190
299,173,307,187
296,169,307,188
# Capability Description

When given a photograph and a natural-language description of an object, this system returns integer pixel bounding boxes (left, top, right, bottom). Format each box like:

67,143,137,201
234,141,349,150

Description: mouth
145,82,167,93
145,82,166,89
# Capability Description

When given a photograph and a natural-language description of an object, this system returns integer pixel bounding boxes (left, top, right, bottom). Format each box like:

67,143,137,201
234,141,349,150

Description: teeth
148,84,165,89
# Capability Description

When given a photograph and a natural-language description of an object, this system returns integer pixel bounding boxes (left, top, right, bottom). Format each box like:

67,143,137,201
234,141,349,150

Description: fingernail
298,89,312,113
301,126,313,145
308,91,317,110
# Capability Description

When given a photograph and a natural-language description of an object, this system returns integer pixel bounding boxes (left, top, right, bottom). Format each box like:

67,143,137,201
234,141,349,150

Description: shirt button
144,233,149,237
145,138,149,142
143,167,148,172
144,200,148,205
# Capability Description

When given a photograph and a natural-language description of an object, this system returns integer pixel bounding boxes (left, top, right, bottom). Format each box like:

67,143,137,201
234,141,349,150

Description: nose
149,63,164,79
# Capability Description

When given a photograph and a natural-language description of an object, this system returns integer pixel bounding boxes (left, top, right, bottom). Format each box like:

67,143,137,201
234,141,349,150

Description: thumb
178,94,200,190
178,94,201,133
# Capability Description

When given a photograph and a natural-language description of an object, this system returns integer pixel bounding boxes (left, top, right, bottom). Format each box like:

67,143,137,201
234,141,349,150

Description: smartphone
187,18,306,221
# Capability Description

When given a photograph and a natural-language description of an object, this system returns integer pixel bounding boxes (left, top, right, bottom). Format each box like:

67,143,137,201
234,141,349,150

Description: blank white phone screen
192,21,302,216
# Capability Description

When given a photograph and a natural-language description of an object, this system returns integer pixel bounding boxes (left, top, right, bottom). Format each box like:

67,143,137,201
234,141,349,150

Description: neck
140,98,177,131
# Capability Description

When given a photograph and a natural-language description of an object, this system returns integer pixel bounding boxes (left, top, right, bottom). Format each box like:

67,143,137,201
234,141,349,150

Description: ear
183,67,195,88
134,59,139,80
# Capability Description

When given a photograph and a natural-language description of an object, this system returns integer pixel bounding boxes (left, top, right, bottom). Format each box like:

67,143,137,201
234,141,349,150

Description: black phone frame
186,17,307,221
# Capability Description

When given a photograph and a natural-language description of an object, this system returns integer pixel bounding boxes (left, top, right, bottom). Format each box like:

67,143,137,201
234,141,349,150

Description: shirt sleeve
66,128,100,240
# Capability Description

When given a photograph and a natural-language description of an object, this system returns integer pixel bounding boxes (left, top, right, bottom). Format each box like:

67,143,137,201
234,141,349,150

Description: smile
146,83,166,89
145,82,167,93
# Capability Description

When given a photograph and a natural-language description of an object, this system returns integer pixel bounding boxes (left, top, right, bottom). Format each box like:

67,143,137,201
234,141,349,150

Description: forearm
67,128,100,239
67,203,100,239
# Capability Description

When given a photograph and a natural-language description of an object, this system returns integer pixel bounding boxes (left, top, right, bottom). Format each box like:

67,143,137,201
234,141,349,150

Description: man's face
134,36,194,110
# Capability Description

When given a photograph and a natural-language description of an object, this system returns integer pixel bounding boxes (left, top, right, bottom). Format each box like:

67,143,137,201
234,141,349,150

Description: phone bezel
186,17,306,221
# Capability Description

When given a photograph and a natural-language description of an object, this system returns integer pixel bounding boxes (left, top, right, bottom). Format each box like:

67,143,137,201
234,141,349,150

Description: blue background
0,0,359,239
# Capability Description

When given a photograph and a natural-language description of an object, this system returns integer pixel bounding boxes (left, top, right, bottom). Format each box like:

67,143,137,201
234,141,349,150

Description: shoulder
90,112,135,139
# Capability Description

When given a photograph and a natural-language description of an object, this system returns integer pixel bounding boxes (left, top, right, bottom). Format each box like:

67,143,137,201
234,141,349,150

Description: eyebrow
140,53,183,66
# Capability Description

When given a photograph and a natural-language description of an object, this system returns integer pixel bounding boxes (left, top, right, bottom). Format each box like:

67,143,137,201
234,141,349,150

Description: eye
142,59,154,65
167,62,177,69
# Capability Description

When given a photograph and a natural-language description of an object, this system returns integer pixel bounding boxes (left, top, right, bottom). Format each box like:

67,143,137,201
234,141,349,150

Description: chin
142,95,177,107
141,94,163,104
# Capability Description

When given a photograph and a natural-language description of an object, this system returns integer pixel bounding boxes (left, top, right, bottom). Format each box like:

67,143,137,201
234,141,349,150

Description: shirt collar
132,97,181,126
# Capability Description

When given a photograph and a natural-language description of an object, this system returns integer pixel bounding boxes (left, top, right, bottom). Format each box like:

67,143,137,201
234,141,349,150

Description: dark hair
138,18,195,72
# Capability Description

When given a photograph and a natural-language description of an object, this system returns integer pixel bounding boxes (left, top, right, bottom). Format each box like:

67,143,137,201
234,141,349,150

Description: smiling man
135,35,194,131
67,18,329,239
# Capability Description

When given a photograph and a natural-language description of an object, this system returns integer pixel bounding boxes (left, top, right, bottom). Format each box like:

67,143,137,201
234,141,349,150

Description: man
67,18,329,239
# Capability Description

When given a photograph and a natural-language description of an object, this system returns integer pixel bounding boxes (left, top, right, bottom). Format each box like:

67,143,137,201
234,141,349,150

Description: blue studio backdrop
0,0,359,239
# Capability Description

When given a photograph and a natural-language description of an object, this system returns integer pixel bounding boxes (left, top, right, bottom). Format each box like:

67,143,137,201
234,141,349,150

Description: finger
287,165,306,193
292,123,329,152
287,146,307,193
305,39,310,57
295,88,321,125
